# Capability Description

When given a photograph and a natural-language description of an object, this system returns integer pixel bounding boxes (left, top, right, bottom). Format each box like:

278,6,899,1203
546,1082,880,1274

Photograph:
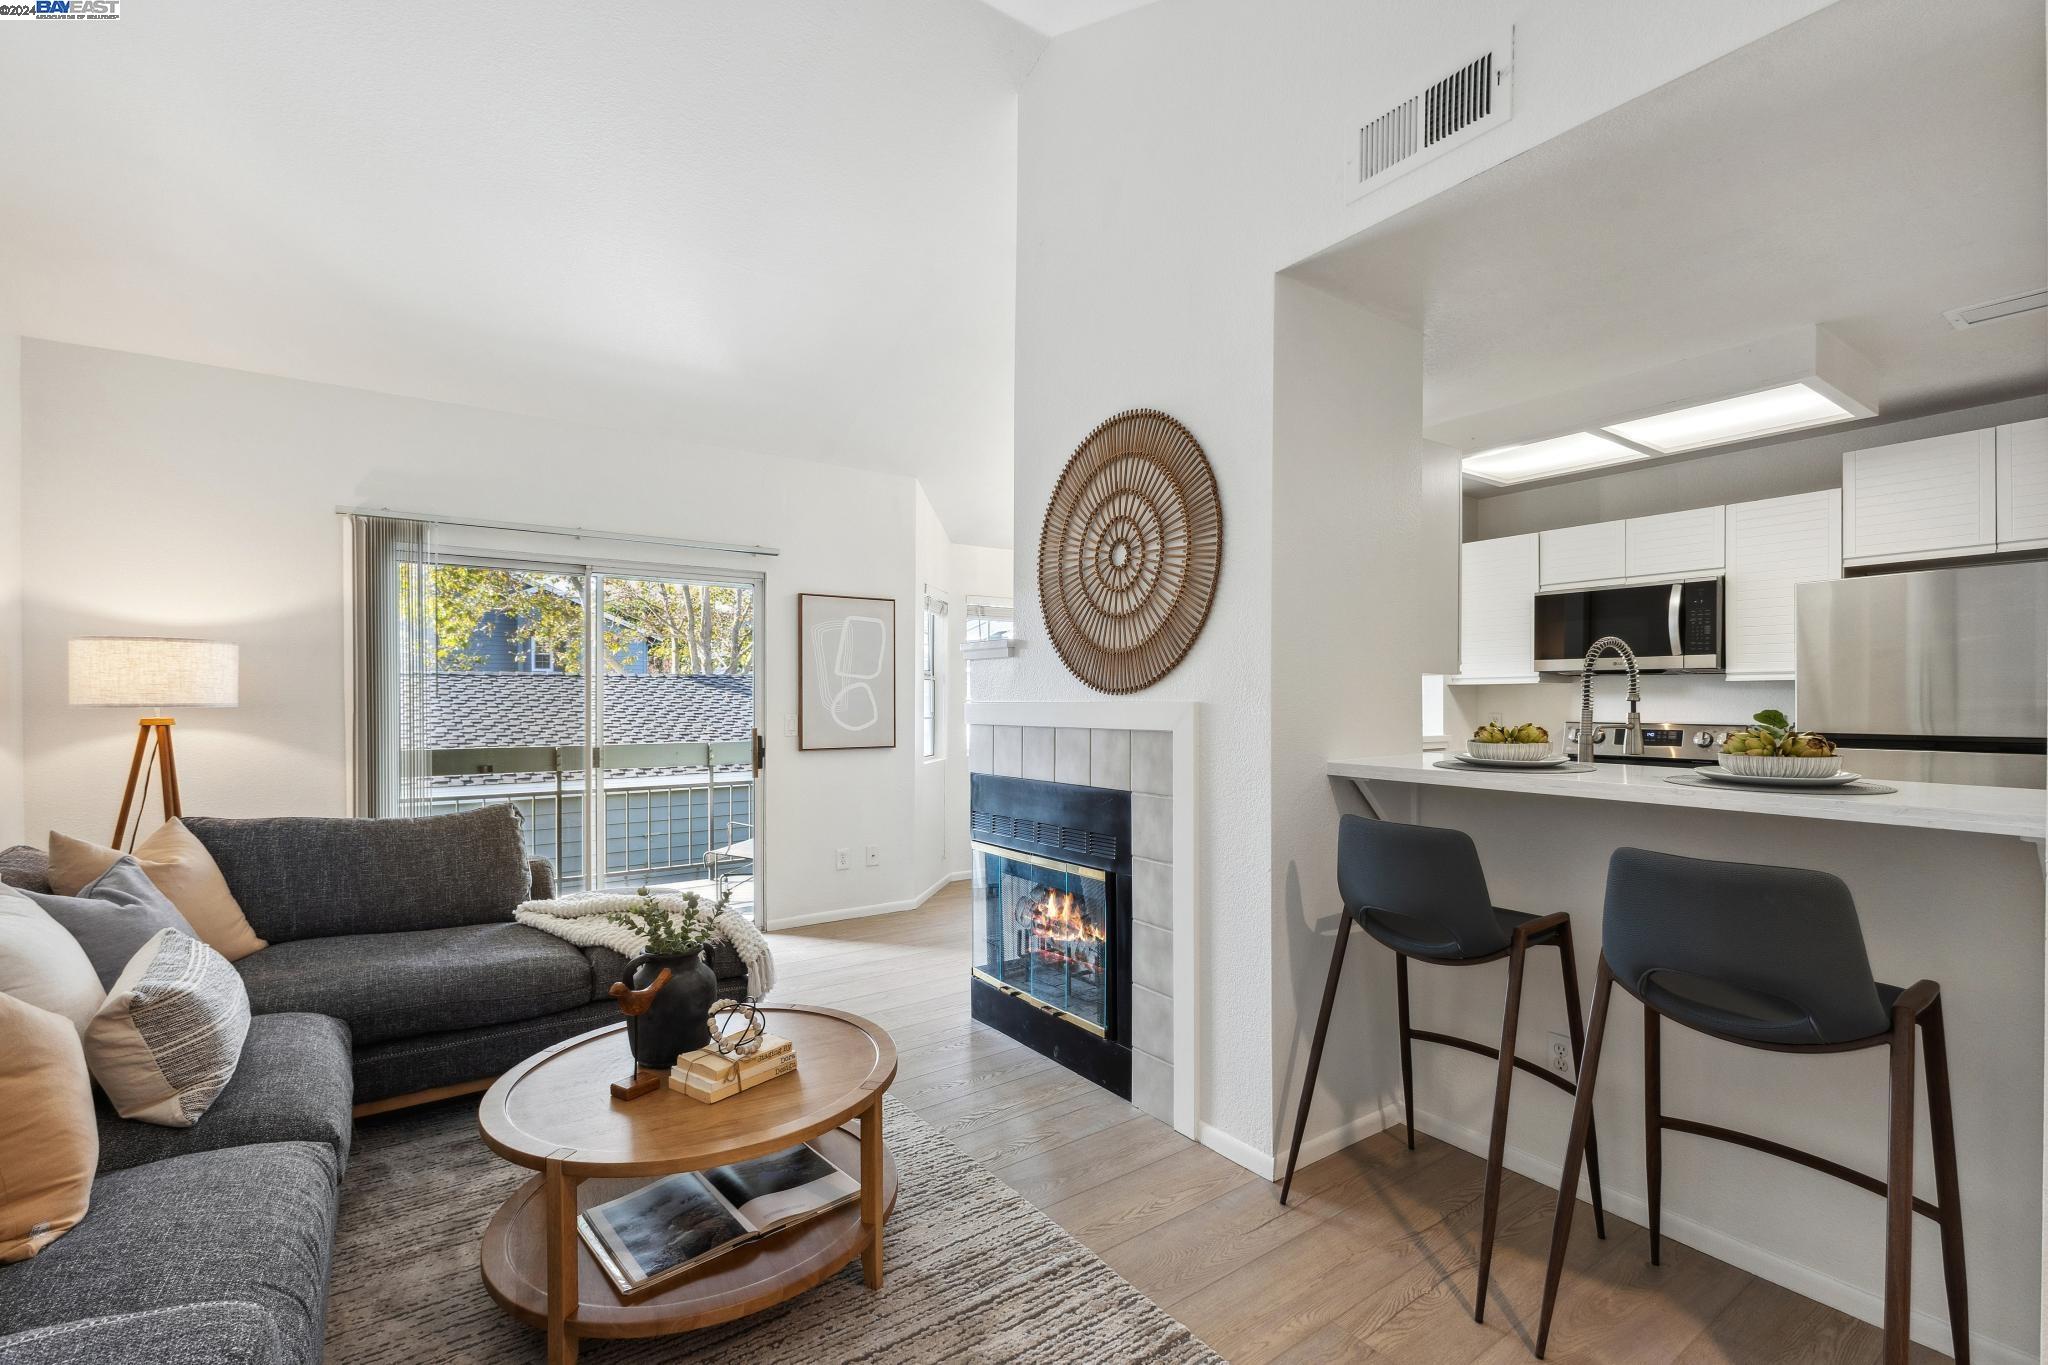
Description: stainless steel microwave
1535,577,1724,674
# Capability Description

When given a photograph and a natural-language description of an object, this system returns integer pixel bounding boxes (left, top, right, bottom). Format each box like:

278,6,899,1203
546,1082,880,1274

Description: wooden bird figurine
608,967,673,1101
609,967,672,1015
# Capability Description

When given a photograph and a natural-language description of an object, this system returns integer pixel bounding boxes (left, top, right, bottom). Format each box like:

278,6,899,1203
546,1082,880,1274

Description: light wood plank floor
767,886,1954,1365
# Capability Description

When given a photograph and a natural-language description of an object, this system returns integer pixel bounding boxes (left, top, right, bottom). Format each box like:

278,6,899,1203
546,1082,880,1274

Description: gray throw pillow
23,856,195,988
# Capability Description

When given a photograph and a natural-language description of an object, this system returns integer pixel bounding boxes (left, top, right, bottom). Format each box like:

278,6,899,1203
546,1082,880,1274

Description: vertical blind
345,514,437,817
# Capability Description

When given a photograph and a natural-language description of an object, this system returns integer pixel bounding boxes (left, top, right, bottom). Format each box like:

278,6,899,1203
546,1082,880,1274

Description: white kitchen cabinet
1456,533,1538,682
1538,519,1626,588
1625,505,1725,581
1723,489,1841,680
1996,417,2048,551
1842,429,1998,566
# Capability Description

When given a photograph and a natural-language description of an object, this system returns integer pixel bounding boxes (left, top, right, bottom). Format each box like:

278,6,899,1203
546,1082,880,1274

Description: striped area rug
324,1095,1222,1363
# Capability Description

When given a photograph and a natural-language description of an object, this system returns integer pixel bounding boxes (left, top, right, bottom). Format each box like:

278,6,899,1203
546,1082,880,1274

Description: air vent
1944,287,2048,331
1345,32,1513,201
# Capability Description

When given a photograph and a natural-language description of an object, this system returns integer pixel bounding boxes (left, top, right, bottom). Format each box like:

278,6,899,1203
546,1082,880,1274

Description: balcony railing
423,742,753,893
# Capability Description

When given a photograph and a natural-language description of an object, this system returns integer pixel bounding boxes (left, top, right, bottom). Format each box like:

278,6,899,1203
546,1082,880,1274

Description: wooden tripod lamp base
114,717,182,846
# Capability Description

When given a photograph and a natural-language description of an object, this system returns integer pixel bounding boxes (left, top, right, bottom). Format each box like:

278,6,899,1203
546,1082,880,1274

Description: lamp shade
68,637,239,708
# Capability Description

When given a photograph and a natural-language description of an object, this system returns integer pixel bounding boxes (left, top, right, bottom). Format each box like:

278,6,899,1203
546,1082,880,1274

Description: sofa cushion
0,995,96,1263
350,999,620,1104
20,857,195,989
233,922,594,1048
0,1140,337,1365
95,1013,352,1176
0,845,50,894
85,930,252,1128
0,1300,290,1365
0,889,103,1033
182,804,531,942
49,822,267,962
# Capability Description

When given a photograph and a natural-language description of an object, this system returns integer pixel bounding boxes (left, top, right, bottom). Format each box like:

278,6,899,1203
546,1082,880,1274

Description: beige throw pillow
0,887,105,1031
86,928,252,1127
49,822,266,961
0,992,98,1261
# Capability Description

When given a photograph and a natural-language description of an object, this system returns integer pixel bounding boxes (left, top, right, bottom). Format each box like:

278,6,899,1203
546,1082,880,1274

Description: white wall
0,334,22,849
16,340,977,926
986,0,1838,1162
1270,277,1458,1160
909,487,1012,900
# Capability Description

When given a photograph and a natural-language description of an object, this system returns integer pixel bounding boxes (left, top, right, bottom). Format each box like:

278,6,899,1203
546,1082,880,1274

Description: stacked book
669,1033,797,1103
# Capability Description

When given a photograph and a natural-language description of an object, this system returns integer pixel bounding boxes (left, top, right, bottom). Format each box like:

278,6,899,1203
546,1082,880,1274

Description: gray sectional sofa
0,805,749,1364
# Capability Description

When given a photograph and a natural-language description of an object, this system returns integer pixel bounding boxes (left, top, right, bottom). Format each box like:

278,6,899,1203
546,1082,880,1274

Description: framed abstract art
797,593,896,750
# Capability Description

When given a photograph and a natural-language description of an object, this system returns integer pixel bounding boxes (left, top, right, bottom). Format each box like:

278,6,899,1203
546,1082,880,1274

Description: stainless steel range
1565,719,1748,767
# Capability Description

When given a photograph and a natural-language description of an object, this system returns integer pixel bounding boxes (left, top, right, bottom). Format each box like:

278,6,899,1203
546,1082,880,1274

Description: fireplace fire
1022,887,1106,967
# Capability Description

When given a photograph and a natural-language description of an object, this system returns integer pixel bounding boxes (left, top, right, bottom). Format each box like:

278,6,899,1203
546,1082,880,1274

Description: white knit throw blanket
515,891,776,1001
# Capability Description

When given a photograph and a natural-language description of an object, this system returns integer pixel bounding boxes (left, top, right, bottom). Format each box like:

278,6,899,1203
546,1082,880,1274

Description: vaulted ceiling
0,3,1047,545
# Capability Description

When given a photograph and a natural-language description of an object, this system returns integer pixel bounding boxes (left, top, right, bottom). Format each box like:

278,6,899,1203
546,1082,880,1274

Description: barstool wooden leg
1644,1006,1663,1266
1882,1006,1917,1365
1473,930,1531,1323
1921,997,1971,1365
1280,913,1354,1205
1536,957,1614,1360
1555,921,1607,1240
1395,953,1416,1151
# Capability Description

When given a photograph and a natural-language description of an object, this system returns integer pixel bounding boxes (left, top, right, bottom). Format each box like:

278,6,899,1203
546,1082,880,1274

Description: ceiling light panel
1462,432,1646,486
1603,381,1857,454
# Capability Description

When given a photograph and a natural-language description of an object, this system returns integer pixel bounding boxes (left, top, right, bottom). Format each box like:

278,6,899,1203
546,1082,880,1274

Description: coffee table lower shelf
479,1126,900,1341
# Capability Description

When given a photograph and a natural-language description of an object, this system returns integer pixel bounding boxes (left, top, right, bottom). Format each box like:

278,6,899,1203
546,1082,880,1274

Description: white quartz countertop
1328,753,2047,842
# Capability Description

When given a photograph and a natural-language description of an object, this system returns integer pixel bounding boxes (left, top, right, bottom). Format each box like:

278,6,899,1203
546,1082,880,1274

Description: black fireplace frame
968,772,1133,1099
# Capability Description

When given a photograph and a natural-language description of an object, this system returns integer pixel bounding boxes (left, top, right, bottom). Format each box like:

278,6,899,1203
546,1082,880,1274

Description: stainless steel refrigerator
1795,561,2048,788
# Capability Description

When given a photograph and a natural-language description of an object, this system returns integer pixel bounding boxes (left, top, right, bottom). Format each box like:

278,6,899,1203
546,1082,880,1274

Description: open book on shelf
577,1141,861,1300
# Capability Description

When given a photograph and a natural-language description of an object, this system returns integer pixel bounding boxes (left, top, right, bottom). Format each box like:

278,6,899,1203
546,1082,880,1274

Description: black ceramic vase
622,948,717,1069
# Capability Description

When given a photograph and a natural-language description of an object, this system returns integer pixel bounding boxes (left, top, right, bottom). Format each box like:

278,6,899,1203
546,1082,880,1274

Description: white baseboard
1197,1121,1280,1180
767,871,967,931
1407,1106,2024,1365
1198,1105,1395,1184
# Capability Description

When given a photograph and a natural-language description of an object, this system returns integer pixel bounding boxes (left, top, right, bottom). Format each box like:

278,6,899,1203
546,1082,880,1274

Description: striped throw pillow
84,929,252,1127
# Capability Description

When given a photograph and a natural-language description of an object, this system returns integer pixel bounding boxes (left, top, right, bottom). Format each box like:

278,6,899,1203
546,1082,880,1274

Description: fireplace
969,773,1132,1097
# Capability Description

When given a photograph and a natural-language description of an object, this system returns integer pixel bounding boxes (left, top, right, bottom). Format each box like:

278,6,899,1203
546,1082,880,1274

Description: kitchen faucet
1577,636,1643,762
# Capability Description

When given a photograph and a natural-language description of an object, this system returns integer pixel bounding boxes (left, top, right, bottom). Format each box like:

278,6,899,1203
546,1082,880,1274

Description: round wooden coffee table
476,1006,898,1365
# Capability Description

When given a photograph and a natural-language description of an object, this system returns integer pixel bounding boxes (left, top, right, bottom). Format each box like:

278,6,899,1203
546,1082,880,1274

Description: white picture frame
798,593,896,751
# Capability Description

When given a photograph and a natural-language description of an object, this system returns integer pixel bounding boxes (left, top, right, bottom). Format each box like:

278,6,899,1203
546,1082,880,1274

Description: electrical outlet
785,712,797,738
1548,1032,1573,1077
835,848,851,871
864,845,880,867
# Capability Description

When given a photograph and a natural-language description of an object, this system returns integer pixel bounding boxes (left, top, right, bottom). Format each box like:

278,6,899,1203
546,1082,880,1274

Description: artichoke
1474,722,1511,743
1720,728,1777,756
1778,731,1836,758
1511,723,1549,744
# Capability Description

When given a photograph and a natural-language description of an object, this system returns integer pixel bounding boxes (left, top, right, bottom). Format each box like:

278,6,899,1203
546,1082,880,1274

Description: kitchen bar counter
1327,752,2046,843
1301,750,2044,1358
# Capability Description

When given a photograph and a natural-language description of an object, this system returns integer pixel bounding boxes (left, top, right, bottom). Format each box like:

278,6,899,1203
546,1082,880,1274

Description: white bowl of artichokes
1469,722,1553,764
1717,709,1840,777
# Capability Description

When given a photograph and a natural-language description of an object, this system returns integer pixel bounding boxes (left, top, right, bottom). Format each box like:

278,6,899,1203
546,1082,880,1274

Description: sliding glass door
594,573,759,919
402,554,764,919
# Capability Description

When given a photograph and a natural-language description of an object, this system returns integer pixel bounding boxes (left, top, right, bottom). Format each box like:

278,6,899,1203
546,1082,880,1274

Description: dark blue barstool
1536,848,1968,1364
1280,815,1606,1324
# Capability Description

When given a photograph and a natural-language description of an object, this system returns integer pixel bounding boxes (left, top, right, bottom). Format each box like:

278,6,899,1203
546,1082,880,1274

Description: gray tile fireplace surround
970,724,1174,1123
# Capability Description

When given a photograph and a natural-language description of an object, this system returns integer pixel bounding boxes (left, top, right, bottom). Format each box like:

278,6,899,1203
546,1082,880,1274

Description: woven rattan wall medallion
1038,408,1222,693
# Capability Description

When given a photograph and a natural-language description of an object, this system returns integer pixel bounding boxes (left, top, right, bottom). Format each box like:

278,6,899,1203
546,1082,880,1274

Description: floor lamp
69,637,240,848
